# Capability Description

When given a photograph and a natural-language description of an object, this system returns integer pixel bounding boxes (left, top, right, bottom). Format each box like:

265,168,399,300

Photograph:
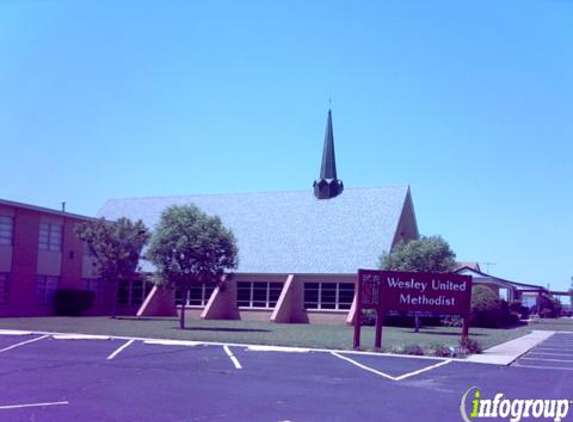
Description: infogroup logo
460,387,572,422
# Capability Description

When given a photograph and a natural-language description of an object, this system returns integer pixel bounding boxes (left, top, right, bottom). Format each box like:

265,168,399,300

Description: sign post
354,269,472,350
354,270,382,349
374,308,384,349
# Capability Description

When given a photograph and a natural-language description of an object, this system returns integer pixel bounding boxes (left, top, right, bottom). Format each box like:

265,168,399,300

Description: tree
379,235,457,273
470,285,502,327
146,204,239,329
379,235,457,331
75,217,150,317
536,292,562,318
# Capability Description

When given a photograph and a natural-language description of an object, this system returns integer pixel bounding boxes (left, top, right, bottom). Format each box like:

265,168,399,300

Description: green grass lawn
0,316,539,353
527,317,573,332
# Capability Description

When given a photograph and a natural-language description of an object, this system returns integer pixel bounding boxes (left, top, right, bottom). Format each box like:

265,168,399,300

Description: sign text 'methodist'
386,276,468,307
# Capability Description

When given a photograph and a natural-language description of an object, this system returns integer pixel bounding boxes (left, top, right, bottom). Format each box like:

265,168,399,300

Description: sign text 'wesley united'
358,270,472,316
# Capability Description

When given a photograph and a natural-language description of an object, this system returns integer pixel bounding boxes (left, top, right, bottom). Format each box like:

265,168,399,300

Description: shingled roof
97,186,417,274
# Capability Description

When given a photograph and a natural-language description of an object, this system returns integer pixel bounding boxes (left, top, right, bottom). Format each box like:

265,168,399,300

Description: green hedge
54,289,96,316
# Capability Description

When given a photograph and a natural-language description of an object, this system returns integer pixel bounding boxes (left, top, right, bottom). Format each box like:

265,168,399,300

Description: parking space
1,331,573,422
513,332,573,370
0,332,44,351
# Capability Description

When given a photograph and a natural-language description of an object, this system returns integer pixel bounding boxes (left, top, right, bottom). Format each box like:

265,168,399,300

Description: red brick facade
0,200,112,317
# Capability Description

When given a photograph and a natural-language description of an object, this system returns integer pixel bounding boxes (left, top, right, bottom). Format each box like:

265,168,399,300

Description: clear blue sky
1,0,571,292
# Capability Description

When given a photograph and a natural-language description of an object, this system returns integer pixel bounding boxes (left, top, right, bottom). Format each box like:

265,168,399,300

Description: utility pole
482,262,496,273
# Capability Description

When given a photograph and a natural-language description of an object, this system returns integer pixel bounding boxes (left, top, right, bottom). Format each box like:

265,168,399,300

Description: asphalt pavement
0,331,572,422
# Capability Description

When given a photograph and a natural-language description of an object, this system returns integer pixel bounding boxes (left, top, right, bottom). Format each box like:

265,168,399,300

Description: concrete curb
0,327,551,366
2,328,452,361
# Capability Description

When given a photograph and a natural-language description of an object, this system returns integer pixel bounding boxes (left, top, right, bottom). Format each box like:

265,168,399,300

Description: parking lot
513,332,573,371
1,331,572,422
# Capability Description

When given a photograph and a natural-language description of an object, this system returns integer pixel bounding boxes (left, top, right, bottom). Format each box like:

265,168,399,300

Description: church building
98,110,420,324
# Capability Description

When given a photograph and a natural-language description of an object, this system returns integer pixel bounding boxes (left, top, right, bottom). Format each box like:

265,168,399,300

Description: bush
509,300,530,320
360,311,441,328
361,309,377,326
459,337,483,355
537,293,562,318
441,315,463,327
54,289,95,316
505,312,520,326
385,315,416,327
540,308,554,319
402,345,425,356
471,285,502,328
498,300,521,327
431,344,453,357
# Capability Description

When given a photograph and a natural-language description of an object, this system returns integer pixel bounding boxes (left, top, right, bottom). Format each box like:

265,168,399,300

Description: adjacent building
0,199,155,317
0,199,101,316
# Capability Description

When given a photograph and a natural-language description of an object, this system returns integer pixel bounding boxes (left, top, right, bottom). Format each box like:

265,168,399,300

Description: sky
1,0,571,292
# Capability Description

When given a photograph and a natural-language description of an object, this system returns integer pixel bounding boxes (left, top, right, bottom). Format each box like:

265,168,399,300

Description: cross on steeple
313,109,344,200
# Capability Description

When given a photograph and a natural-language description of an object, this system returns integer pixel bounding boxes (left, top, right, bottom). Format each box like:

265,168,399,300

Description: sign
378,270,471,316
359,270,382,308
354,269,473,350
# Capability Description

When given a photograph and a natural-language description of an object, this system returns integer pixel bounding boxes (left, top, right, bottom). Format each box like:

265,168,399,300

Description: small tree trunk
110,279,119,319
179,281,190,329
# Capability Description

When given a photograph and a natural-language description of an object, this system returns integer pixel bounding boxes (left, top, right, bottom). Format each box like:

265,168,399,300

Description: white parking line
393,359,453,381
107,339,135,360
521,357,573,363
247,345,310,353
143,339,202,347
52,334,110,340
0,330,33,336
331,352,396,380
537,342,573,346
526,352,573,358
0,334,49,353
540,343,573,347
223,345,242,369
0,401,69,410
331,352,452,381
534,348,573,353
514,363,573,371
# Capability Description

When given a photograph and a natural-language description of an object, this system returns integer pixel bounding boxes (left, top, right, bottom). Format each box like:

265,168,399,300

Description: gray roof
97,187,412,274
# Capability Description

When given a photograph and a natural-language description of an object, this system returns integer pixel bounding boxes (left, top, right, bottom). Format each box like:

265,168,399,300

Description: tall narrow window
82,242,95,257
83,278,104,302
118,281,130,305
0,273,9,303
37,275,59,303
0,216,13,245
39,223,62,251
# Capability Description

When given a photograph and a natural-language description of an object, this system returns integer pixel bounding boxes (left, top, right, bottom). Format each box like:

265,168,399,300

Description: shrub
459,337,483,355
431,344,453,357
537,293,562,318
402,344,425,356
441,316,463,327
540,308,554,319
384,315,416,327
359,312,409,327
509,300,530,320
361,309,377,326
471,285,502,328
54,289,95,316
498,300,521,327
506,312,521,326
